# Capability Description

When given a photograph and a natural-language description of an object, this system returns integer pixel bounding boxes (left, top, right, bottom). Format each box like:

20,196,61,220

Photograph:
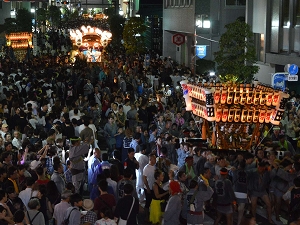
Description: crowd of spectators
0,45,299,225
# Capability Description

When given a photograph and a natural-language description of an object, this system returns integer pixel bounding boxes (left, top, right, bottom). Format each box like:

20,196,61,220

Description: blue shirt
177,148,186,168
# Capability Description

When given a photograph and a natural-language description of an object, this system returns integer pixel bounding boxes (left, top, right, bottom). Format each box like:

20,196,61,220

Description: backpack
27,211,41,225
61,208,76,225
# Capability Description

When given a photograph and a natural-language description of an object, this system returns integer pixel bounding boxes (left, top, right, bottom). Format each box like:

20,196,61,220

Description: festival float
69,25,112,63
6,32,33,61
180,80,289,150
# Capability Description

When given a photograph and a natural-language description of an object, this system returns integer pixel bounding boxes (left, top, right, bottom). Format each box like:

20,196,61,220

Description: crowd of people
0,45,298,225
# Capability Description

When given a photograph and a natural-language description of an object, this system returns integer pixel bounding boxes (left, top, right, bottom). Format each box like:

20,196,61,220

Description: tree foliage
109,15,125,45
123,17,147,55
48,5,61,29
16,9,32,32
4,18,17,33
214,19,259,83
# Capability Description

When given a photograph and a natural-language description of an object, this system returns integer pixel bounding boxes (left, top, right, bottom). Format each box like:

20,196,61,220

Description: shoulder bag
118,197,135,225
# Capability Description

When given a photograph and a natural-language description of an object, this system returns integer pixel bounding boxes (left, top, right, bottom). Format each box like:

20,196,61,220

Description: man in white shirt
135,144,149,202
143,153,156,222
18,177,38,210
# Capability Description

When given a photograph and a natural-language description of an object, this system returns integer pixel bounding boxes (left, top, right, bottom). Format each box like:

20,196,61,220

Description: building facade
162,0,245,73
247,0,300,89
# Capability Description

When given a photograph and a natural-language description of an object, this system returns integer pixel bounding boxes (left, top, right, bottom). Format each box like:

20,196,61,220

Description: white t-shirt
143,164,156,190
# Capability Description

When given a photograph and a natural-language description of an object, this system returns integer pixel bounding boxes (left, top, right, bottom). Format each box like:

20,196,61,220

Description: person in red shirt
35,167,50,185
94,179,116,219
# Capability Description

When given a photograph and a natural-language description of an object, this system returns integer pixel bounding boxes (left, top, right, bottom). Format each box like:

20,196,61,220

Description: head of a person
13,210,25,223
82,199,94,211
154,169,164,181
177,170,187,182
61,190,72,202
69,193,83,207
123,183,134,195
189,179,198,189
201,167,212,179
244,152,254,165
217,157,226,168
98,179,108,192
7,166,18,180
127,148,135,160
70,137,81,146
220,168,228,177
169,181,182,195
28,198,40,210
185,156,193,166
148,153,156,166
6,186,16,200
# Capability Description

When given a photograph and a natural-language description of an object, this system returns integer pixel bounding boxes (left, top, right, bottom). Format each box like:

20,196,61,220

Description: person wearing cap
69,136,90,193
53,190,72,225
247,161,273,224
213,168,236,225
80,199,97,225
271,126,281,141
162,181,182,225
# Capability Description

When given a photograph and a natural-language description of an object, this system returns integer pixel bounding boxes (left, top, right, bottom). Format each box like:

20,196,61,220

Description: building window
226,0,246,6
254,33,265,62
164,0,192,8
294,0,300,25
282,0,290,27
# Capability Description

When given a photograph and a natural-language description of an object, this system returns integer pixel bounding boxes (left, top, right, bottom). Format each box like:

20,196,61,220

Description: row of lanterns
187,83,289,110
180,80,289,125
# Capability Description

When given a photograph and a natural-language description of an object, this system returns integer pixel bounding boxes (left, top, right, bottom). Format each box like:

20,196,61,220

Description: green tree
108,15,125,45
37,8,47,32
48,5,61,29
16,9,32,32
4,18,17,33
123,17,147,55
214,19,259,83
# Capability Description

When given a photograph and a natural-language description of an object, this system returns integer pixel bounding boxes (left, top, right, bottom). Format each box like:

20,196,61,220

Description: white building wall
254,63,275,85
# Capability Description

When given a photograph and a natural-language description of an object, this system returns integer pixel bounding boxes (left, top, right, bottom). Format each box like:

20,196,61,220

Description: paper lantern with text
228,107,235,122
246,86,253,105
247,108,253,123
241,108,248,123
264,108,273,123
222,107,229,122
216,106,222,122
221,88,228,104
259,109,266,123
234,107,241,122
266,90,273,106
260,91,267,105
272,91,280,107
227,87,234,104
253,109,260,123
214,84,221,104
253,90,260,105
